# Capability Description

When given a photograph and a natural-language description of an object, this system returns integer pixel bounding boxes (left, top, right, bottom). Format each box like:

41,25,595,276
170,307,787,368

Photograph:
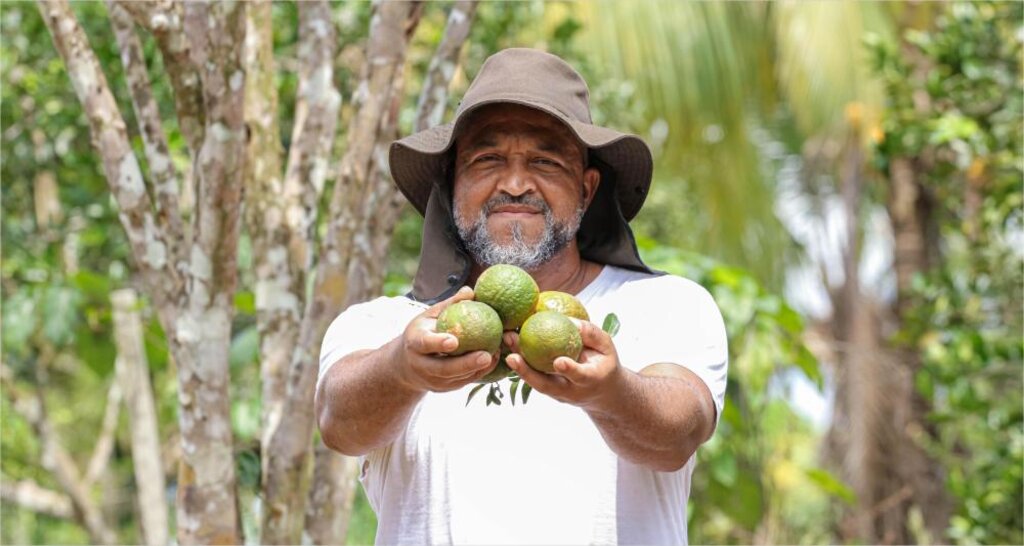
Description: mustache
483,194,551,215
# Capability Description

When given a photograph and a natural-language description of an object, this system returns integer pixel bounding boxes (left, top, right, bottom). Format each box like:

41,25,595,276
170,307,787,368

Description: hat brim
389,98,653,221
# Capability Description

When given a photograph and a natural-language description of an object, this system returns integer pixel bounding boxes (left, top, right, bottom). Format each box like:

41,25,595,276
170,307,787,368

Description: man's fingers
552,356,590,385
409,330,459,355
505,353,568,393
502,331,520,353
423,286,475,318
429,351,494,380
575,319,614,354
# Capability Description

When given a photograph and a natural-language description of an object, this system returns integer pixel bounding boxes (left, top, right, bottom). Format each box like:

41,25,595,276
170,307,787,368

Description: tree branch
83,379,121,488
283,0,341,266
253,2,340,542
240,6,294,540
171,2,248,544
107,0,187,275
261,3,424,544
1,364,117,545
351,0,478,304
1,479,74,520
111,288,169,546
38,0,182,327
114,0,204,155
415,1,478,132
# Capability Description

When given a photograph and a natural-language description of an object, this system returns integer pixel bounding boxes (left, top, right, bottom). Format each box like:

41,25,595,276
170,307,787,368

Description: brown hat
391,48,653,221
389,48,656,303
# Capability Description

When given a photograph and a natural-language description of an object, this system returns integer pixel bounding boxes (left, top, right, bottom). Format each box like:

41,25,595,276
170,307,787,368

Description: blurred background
2,1,1021,544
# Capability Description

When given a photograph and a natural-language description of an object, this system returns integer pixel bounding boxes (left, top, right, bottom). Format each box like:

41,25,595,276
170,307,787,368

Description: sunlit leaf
806,468,857,505
601,313,620,337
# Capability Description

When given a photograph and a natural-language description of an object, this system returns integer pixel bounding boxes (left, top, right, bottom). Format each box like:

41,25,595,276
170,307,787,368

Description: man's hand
394,286,499,394
504,318,625,409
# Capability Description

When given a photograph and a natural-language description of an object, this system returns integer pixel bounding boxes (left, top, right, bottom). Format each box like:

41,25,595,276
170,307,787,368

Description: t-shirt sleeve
629,276,729,425
317,296,427,392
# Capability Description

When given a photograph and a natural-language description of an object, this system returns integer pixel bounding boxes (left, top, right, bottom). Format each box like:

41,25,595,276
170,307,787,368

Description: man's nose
495,159,536,196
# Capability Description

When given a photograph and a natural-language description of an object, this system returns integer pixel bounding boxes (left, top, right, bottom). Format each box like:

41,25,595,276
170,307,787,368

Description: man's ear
582,166,601,209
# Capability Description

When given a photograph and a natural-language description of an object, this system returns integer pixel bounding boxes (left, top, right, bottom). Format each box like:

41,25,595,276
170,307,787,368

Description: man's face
452,104,600,270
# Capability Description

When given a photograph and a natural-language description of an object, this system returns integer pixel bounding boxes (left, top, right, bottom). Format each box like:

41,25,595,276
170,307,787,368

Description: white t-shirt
318,265,728,545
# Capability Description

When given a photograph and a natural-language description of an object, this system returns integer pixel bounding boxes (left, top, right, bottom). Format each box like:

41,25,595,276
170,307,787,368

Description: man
316,48,728,544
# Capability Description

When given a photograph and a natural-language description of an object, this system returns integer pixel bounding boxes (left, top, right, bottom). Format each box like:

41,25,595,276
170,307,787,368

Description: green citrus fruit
518,311,583,373
435,300,502,356
474,264,539,329
533,291,590,321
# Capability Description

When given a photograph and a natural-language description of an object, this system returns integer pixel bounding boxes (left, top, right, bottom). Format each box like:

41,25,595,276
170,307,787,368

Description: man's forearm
315,338,425,456
584,365,715,472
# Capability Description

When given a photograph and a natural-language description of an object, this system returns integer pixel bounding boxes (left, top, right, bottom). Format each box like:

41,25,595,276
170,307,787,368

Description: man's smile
488,202,543,219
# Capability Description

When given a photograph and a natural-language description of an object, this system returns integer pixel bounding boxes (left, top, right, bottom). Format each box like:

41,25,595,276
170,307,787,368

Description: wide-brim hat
389,48,657,303
390,48,653,222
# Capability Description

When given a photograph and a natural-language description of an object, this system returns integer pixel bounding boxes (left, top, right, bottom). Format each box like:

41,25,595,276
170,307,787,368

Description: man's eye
533,158,559,167
475,154,501,163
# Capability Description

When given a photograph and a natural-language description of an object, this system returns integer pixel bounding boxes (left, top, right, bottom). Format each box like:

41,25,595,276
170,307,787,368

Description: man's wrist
384,337,427,398
581,364,633,417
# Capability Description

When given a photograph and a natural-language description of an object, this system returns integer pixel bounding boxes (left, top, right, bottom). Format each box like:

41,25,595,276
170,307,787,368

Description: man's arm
583,363,716,472
315,339,425,457
316,287,497,457
504,321,718,472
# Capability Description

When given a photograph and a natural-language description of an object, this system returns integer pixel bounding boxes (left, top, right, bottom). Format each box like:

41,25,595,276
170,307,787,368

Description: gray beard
455,194,584,271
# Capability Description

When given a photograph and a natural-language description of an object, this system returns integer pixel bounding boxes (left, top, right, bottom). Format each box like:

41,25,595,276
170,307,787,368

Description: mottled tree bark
172,2,248,543
114,0,204,155
303,442,360,544
303,4,477,542
260,2,423,543
240,4,290,529
42,0,482,542
38,0,184,325
243,2,342,542
111,289,169,546
108,0,187,276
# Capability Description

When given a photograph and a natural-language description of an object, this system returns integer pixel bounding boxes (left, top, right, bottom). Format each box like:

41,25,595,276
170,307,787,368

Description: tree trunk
824,122,909,544
111,289,169,546
303,442,361,544
259,2,423,543
301,3,475,542
171,2,248,543
885,156,951,543
245,1,342,542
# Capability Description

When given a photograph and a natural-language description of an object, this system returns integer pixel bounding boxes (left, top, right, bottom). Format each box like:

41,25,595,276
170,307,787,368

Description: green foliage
638,240,837,544
870,3,1023,544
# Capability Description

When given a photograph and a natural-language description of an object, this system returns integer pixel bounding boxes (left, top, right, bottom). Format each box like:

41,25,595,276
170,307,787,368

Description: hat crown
457,48,593,124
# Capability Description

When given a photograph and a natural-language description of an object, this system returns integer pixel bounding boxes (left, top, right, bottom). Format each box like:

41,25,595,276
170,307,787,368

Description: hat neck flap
576,159,655,276
409,183,472,305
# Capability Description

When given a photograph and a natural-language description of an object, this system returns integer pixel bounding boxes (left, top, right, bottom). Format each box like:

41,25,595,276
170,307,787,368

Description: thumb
574,318,614,355
424,286,475,319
